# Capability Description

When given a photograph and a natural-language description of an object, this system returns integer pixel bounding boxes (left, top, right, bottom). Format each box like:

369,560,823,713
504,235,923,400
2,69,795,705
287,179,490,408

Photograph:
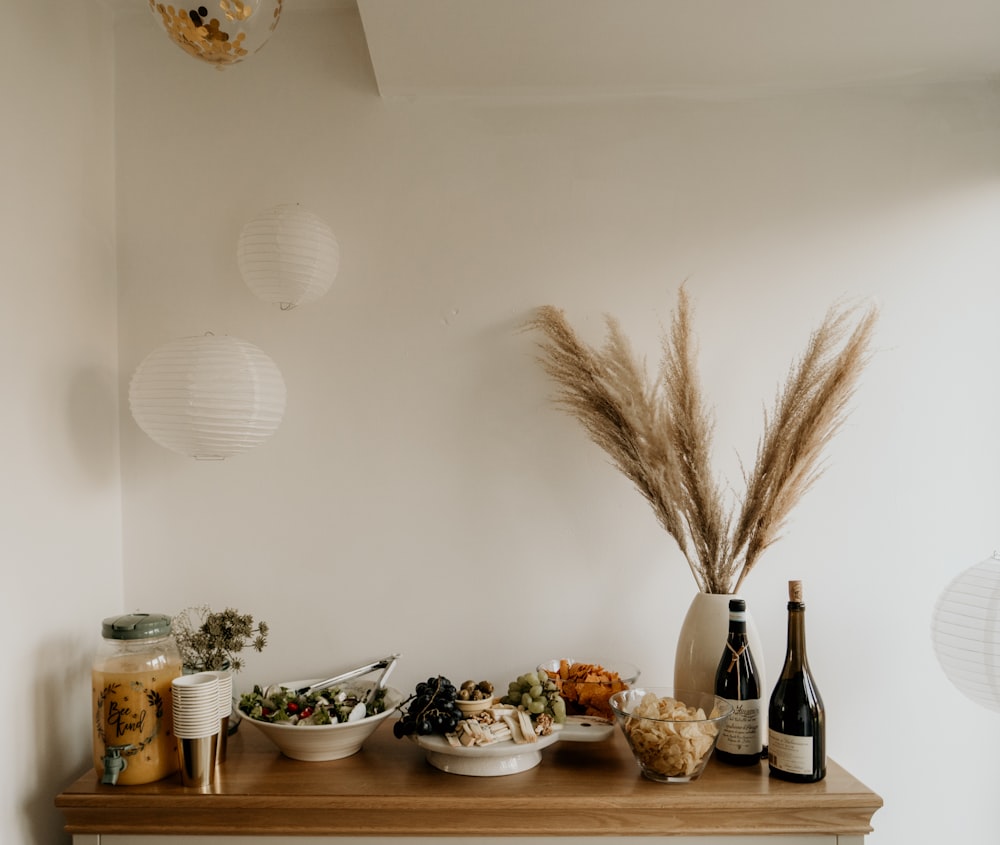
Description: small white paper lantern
148,0,283,68
129,335,286,460
237,204,340,309
931,553,1000,712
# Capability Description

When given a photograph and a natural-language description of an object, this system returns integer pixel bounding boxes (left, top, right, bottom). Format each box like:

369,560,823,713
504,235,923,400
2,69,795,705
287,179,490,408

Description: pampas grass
529,287,878,595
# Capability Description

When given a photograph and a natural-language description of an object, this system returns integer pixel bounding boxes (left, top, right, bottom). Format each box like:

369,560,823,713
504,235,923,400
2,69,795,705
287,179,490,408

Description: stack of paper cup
206,670,233,764
171,673,220,788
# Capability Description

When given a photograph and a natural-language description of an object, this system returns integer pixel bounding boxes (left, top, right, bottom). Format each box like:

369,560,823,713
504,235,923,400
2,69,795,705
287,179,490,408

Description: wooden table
57,721,882,844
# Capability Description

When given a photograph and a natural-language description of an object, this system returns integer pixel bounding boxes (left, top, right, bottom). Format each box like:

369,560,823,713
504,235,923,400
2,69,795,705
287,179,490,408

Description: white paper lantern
129,335,286,460
237,204,340,309
931,553,1000,712
148,1,283,68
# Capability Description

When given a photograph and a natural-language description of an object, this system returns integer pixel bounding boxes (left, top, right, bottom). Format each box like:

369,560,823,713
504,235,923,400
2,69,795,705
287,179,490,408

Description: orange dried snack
558,658,571,680
544,661,629,719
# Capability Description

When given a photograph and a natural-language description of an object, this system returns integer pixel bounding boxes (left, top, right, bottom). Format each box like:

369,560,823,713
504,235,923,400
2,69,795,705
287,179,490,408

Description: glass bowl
609,687,732,782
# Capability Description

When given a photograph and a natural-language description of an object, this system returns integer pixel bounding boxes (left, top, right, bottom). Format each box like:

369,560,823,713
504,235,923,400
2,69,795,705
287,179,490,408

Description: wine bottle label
717,698,762,755
767,729,815,775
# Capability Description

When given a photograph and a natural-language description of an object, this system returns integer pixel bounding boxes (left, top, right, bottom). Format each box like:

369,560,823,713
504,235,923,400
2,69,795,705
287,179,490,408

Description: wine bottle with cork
767,580,826,782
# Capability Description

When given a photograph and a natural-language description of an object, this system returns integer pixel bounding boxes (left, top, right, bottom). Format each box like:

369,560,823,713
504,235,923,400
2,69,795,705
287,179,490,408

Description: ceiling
118,1,1000,98
350,0,1000,99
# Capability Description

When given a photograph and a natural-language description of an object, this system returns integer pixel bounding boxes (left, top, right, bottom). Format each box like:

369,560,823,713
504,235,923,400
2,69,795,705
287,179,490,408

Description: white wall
22,5,1000,845
1,1,121,844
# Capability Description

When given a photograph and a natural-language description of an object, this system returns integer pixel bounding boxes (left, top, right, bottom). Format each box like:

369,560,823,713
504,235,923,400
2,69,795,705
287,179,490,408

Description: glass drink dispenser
92,613,182,785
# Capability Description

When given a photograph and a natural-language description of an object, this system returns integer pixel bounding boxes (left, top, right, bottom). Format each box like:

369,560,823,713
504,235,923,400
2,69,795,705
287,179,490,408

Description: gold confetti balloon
148,1,283,68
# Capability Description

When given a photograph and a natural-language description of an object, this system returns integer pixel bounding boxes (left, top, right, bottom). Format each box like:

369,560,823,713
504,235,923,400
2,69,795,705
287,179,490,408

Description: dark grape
393,675,462,740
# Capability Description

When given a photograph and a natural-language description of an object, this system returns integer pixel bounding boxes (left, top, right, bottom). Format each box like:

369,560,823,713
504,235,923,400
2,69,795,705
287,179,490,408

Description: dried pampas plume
528,287,878,594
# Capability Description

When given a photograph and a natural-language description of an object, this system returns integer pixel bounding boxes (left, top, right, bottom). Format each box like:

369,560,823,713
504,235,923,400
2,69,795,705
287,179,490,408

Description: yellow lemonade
92,651,182,785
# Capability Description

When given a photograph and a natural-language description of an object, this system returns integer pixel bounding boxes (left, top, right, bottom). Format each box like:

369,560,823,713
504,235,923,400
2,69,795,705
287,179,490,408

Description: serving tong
263,654,400,719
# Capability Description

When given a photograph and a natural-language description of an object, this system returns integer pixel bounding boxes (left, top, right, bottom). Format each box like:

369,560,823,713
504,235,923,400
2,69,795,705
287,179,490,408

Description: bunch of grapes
501,670,567,723
393,676,462,738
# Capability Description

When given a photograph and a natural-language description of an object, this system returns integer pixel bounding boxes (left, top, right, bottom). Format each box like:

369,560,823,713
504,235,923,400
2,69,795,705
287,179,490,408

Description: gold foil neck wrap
788,580,804,603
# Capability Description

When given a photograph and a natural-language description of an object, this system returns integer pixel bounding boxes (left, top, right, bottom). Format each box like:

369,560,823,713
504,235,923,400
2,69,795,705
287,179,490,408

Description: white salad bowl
239,683,404,761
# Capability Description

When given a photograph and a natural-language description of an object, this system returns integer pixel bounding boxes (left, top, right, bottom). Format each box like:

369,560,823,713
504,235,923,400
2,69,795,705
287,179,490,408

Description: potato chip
622,692,721,779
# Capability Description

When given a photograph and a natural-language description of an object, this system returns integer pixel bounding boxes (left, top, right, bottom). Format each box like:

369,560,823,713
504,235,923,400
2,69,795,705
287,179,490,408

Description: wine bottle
767,580,826,783
713,598,764,765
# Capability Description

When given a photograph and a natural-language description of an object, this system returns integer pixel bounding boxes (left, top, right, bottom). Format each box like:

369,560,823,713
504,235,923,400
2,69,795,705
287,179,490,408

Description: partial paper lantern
129,335,286,460
931,553,1000,712
148,1,283,68
237,204,340,309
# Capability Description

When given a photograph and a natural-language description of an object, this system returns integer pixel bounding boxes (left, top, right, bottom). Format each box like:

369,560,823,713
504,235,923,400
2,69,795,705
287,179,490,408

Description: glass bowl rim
609,687,733,724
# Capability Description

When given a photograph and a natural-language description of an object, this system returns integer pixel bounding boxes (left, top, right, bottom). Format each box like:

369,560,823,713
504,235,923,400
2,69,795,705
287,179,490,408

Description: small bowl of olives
454,680,495,716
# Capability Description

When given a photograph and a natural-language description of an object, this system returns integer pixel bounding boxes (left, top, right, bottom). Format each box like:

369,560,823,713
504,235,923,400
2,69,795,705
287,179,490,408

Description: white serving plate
412,729,561,777
557,714,615,742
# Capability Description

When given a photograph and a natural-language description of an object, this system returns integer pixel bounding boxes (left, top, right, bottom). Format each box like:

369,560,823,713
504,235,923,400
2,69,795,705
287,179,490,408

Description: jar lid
102,613,172,640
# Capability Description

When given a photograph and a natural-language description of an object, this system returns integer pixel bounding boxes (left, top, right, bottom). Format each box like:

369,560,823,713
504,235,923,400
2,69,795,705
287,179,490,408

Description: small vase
673,592,767,697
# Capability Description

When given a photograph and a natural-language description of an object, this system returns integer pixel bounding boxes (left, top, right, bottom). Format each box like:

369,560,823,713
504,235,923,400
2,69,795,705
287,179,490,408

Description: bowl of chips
538,659,640,721
609,687,732,783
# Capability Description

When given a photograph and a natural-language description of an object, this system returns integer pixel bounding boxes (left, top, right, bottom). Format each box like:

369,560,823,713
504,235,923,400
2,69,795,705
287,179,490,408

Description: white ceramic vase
673,592,767,697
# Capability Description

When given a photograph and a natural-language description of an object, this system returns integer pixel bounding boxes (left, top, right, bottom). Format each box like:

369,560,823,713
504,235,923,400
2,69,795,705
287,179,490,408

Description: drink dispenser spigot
92,613,182,785
99,744,132,785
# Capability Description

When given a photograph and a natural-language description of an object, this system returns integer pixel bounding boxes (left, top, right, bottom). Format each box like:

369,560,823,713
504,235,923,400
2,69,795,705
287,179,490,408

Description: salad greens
239,684,388,726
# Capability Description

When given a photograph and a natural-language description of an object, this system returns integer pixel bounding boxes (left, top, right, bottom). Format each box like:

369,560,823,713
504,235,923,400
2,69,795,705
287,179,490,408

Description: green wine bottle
767,580,826,783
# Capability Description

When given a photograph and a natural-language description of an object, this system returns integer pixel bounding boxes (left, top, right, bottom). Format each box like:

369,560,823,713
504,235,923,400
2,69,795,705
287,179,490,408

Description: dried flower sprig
172,605,269,672
529,287,877,595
